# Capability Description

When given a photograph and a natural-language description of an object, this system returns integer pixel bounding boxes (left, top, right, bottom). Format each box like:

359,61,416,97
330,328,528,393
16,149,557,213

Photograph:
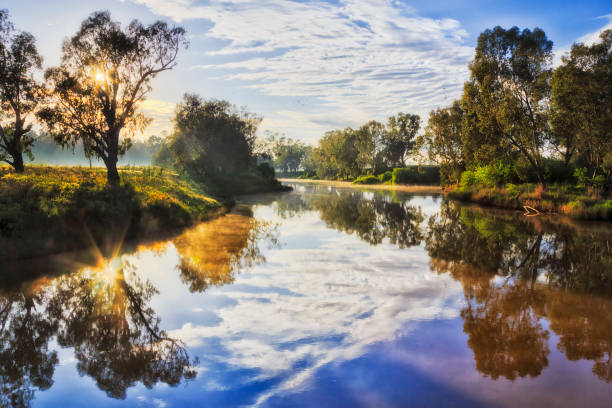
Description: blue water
3,182,612,407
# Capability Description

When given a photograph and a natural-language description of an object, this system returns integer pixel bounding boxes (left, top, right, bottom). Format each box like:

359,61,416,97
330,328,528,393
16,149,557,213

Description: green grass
447,183,612,220
0,165,223,260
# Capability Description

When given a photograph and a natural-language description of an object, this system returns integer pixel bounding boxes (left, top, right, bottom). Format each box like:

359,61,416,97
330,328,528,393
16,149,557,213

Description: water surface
2,182,612,407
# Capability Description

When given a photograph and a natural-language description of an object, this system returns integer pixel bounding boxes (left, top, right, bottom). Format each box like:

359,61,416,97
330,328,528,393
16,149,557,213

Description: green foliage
0,166,221,260
416,101,466,185
378,171,392,183
460,170,477,188
37,11,187,183
257,162,275,180
308,112,420,180
465,162,513,188
156,94,284,196
263,135,309,174
0,9,43,172
352,174,380,185
391,166,440,185
551,30,612,178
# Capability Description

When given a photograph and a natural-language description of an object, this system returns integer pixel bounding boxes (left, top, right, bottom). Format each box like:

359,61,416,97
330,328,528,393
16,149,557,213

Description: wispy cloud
138,99,175,138
553,14,612,66
128,0,473,141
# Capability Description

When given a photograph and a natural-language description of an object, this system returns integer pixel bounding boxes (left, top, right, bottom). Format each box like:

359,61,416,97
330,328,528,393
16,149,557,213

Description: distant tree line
28,131,165,166
263,113,420,180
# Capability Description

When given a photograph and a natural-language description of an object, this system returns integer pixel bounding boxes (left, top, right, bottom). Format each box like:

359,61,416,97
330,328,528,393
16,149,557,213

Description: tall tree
416,100,465,185
0,9,43,172
271,136,308,174
354,120,386,173
469,26,553,187
165,94,261,183
384,113,420,167
551,30,612,177
37,11,187,183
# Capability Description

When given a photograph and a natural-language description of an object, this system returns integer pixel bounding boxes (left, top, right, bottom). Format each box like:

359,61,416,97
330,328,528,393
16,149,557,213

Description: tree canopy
0,9,43,172
163,94,261,182
37,11,187,182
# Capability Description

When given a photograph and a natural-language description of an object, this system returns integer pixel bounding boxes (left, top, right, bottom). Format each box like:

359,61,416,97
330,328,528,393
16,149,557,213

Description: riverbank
0,166,227,261
280,178,442,194
447,184,612,221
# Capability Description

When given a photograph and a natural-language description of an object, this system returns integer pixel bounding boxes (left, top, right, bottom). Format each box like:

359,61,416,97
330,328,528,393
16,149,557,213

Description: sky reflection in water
2,182,612,407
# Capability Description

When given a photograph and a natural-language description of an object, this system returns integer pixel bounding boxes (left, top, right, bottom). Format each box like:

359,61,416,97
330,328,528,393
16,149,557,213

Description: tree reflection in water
173,206,279,293
0,259,196,404
0,204,279,405
426,201,612,382
276,188,424,248
0,286,58,407
46,259,196,399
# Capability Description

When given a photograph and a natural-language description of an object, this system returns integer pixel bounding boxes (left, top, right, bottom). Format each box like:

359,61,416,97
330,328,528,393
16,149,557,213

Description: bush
256,162,275,180
353,174,380,184
461,162,513,188
378,171,393,183
392,166,440,185
461,170,477,187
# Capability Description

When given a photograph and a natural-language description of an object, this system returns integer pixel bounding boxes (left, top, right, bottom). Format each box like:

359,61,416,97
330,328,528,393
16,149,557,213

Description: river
1,182,612,407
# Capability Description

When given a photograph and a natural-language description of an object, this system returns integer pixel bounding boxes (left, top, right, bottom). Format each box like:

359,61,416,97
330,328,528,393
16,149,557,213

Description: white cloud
553,14,612,67
128,0,473,141
162,203,464,406
138,99,175,138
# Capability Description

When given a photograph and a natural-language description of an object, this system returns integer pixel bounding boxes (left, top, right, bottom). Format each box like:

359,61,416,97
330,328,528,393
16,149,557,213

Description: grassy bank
447,183,612,220
0,165,225,260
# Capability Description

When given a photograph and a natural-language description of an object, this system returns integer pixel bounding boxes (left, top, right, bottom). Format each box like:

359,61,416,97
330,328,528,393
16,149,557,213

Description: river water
2,182,612,407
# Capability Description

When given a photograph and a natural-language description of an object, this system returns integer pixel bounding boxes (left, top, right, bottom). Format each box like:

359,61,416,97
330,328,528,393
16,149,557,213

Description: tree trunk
535,167,546,189
11,151,25,173
106,130,121,184
106,158,120,184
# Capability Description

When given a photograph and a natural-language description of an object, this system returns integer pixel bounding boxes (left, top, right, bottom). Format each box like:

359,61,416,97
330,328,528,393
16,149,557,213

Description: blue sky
4,0,612,142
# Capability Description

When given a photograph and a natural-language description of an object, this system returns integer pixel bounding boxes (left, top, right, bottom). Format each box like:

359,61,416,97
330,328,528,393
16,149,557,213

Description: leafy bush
392,166,440,185
256,162,275,180
461,170,477,187
353,174,380,184
378,171,393,183
461,162,513,188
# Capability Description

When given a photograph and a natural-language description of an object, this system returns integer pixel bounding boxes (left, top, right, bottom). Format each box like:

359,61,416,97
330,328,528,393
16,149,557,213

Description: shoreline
279,178,442,194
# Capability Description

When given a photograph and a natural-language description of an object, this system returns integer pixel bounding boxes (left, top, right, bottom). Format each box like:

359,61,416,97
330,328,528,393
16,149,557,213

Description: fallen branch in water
523,205,541,216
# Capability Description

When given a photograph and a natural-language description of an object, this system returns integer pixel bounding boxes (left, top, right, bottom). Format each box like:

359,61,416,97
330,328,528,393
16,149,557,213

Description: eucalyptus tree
0,9,43,172
37,11,187,183
417,100,465,185
384,112,420,167
166,94,261,184
551,29,612,177
468,26,553,187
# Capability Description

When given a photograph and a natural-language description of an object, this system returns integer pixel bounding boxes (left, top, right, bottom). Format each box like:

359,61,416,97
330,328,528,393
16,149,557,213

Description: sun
95,71,105,82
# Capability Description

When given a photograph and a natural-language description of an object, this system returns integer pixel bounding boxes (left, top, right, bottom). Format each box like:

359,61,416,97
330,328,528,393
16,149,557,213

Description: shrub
353,174,380,184
392,166,440,185
378,171,393,183
461,171,477,187
256,162,275,180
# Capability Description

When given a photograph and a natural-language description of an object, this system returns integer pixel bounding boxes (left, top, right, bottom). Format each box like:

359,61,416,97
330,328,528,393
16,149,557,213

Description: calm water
2,182,612,407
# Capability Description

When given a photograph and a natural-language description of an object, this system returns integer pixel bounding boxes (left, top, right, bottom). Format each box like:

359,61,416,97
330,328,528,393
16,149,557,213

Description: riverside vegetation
0,10,286,262
259,27,612,220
